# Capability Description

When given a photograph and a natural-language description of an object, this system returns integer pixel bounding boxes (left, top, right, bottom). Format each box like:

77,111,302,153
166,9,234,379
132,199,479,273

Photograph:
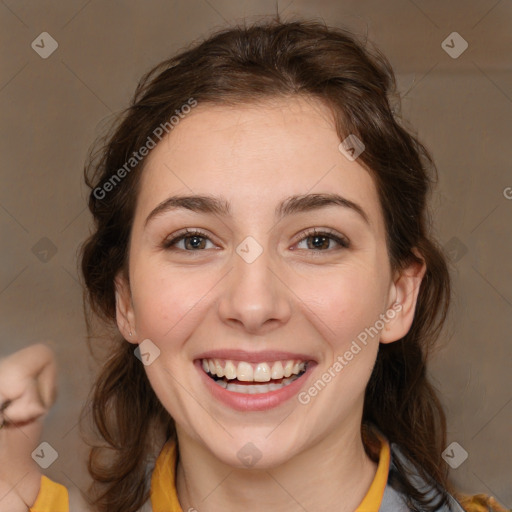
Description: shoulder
456,493,510,512
383,443,508,512
29,475,93,512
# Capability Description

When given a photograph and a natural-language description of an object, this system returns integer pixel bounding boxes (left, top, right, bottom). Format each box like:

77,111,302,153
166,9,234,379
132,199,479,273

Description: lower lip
195,360,316,412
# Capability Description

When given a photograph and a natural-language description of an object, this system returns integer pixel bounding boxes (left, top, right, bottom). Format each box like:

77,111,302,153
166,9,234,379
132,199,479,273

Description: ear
114,271,137,344
380,247,427,344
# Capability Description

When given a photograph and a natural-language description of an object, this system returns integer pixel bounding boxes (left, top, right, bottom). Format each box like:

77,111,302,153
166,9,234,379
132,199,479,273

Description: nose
217,244,292,335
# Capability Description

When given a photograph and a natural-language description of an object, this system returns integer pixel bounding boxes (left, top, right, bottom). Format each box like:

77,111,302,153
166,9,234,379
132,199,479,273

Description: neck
175,420,378,512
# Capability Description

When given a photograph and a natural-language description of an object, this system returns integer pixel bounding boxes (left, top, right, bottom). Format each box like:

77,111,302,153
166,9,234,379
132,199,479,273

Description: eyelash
161,228,350,252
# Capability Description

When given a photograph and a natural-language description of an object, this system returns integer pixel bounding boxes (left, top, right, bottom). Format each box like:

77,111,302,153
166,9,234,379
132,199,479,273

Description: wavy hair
79,17,452,511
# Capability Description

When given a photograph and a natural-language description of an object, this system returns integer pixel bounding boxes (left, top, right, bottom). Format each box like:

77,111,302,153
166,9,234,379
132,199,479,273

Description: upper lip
195,349,317,363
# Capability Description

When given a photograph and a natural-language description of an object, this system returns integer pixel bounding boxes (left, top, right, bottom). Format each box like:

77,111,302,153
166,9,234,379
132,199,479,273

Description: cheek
130,261,215,343
293,261,387,351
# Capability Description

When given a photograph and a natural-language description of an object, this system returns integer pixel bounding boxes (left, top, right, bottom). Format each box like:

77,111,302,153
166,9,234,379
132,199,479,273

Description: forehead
136,96,383,231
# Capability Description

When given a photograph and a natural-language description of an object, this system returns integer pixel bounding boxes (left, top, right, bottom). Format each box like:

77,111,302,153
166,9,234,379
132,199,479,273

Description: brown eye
162,230,214,251
295,229,350,251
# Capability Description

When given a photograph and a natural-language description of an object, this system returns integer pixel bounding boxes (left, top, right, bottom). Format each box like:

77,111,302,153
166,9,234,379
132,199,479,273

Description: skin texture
115,95,426,512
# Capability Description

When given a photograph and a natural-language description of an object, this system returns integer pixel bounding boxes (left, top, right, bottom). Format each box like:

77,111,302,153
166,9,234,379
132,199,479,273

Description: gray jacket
382,442,466,511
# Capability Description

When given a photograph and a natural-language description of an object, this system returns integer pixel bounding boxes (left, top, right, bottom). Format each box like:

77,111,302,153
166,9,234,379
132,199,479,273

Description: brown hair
80,17,452,512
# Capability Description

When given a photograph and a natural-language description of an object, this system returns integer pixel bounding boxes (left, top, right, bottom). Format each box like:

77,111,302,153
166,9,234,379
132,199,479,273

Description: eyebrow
144,192,370,227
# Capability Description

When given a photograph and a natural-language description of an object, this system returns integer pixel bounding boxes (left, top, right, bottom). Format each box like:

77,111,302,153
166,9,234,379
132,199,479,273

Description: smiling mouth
200,358,309,394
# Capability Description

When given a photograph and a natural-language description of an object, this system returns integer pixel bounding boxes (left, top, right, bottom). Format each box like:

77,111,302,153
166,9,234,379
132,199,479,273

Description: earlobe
114,272,137,344
380,248,427,344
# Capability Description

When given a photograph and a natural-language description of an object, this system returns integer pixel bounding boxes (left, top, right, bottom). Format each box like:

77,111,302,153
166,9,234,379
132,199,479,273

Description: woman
0,18,507,512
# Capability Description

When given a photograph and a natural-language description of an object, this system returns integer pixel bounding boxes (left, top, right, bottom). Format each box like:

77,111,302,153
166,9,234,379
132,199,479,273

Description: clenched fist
0,343,58,511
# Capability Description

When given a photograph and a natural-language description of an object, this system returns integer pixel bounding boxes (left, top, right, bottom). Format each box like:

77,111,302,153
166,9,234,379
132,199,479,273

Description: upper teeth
201,359,307,382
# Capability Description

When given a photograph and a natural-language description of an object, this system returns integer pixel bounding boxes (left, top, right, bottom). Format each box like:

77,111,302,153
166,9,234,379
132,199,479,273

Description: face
115,96,425,468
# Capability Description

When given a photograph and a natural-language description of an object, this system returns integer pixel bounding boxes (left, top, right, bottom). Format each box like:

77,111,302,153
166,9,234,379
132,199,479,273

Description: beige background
1,0,511,507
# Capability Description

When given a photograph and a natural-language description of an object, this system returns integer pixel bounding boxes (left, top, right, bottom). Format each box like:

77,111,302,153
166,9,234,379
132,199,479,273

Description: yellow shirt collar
150,435,390,512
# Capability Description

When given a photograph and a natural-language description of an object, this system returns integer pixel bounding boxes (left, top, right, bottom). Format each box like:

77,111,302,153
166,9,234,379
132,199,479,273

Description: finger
36,357,57,409
1,402,46,425
0,382,46,424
